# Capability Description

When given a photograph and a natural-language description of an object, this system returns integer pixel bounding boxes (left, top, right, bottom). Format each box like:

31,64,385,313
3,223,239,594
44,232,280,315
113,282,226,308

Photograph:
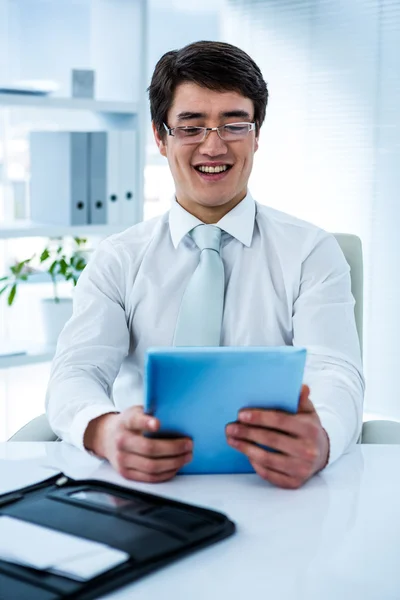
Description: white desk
1,443,399,600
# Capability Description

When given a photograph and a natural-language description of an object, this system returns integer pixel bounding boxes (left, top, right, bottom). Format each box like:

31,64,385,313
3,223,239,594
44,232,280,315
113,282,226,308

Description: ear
152,122,167,158
254,126,260,153
253,122,260,153
254,135,259,153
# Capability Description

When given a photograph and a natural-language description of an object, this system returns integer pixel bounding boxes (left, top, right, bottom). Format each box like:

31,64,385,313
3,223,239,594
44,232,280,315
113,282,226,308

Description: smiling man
46,41,364,489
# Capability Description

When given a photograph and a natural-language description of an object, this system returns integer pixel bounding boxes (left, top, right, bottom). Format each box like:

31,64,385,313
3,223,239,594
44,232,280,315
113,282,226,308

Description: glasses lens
174,127,205,143
220,123,251,141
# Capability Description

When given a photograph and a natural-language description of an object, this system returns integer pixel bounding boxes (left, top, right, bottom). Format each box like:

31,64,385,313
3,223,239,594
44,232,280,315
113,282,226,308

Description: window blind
224,0,400,418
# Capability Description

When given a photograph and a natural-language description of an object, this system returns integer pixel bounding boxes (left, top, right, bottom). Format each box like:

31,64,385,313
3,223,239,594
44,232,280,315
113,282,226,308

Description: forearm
83,413,120,457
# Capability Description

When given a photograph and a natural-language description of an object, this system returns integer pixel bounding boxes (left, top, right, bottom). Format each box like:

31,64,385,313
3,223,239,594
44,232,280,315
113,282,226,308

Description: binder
0,472,235,599
93,130,137,227
105,130,121,226
88,132,107,225
30,132,89,226
119,130,137,226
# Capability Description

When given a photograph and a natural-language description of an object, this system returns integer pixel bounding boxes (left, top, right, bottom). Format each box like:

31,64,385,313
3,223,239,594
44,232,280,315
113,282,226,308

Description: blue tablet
144,346,307,475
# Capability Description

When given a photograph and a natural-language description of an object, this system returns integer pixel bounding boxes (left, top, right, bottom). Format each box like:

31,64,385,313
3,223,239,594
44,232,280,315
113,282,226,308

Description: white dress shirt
46,192,364,466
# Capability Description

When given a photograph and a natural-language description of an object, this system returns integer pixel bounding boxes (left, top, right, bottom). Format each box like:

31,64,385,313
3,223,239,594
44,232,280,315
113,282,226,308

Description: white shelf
0,221,129,239
0,345,55,369
0,93,138,114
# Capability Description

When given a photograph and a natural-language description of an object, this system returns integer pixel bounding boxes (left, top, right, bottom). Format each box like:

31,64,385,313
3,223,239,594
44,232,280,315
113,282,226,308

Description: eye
223,124,249,134
179,127,203,137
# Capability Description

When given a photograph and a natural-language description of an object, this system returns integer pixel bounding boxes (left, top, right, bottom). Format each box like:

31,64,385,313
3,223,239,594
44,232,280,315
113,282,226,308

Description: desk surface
0,443,399,600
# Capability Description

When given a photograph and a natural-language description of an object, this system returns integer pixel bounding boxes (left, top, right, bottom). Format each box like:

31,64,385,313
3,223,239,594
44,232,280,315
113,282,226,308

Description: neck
176,192,247,224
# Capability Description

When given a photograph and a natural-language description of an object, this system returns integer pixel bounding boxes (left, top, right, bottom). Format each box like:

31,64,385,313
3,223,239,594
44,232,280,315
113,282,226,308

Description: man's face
153,82,259,216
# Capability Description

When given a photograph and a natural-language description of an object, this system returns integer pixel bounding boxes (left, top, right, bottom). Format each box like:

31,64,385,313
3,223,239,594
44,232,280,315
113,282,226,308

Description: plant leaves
40,248,50,262
75,258,86,271
59,258,68,275
49,260,58,275
8,284,17,306
11,257,34,276
11,263,24,276
2,239,89,302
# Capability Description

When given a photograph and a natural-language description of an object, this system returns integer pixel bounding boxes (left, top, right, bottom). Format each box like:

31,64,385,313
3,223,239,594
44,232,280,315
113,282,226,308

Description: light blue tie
173,224,225,346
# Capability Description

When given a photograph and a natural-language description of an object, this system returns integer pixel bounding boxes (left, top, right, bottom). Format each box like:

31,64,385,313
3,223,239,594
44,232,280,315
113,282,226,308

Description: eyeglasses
163,122,256,144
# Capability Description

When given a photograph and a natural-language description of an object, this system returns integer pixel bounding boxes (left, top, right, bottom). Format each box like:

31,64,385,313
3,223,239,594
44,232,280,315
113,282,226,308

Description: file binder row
29,130,137,226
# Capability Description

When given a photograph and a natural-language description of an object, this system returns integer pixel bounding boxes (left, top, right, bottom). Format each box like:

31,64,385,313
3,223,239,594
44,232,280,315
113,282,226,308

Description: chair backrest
361,419,400,444
8,413,58,441
333,233,363,354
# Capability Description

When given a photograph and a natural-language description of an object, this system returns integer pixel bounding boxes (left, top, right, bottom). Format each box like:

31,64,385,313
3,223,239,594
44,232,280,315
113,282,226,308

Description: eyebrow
176,110,252,122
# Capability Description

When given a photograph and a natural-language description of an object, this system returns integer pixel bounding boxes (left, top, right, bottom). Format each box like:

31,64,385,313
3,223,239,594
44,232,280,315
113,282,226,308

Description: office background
0,0,399,441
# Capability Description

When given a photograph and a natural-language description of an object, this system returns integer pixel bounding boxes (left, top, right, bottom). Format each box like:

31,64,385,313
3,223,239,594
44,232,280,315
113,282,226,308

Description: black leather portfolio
0,473,235,599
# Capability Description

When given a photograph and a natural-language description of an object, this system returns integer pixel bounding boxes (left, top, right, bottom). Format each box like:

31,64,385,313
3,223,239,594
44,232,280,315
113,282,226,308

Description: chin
195,194,234,208
198,199,229,208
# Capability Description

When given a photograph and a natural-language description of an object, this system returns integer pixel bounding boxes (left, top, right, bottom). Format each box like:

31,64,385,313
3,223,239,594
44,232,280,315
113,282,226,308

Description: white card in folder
0,516,129,580
144,346,307,475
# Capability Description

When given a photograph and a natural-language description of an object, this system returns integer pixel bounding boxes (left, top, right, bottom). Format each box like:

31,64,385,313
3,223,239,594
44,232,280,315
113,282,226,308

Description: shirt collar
169,192,256,248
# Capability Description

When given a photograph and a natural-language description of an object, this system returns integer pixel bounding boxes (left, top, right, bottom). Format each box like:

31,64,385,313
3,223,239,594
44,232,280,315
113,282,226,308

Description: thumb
297,384,314,413
122,405,160,433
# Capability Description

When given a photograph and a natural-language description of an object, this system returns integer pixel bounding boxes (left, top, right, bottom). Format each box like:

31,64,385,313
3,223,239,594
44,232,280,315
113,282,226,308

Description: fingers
225,422,317,461
117,450,193,477
251,462,305,490
117,467,180,484
111,406,194,483
226,389,330,488
237,410,304,438
236,386,315,435
227,435,316,479
112,432,193,483
116,430,193,458
297,384,314,413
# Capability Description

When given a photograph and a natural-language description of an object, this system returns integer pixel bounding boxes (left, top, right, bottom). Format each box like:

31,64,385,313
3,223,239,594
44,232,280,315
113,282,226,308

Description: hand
84,406,193,483
225,385,329,489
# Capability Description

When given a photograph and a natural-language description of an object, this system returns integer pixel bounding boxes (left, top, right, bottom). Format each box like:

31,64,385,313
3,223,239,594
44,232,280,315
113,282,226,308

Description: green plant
0,237,89,306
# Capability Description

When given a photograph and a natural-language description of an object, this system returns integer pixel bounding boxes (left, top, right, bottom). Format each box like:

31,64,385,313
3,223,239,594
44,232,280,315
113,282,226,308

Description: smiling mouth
194,165,232,174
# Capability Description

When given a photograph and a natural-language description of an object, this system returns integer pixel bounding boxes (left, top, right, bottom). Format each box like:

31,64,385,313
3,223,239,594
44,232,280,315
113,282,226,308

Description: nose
198,129,228,156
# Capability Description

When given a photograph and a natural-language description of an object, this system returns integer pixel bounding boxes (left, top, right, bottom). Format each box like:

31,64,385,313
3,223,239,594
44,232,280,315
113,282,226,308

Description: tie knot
190,224,222,253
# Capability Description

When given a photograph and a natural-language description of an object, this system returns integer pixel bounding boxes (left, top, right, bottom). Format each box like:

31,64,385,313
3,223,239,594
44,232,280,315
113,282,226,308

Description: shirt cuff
316,410,349,466
69,405,120,451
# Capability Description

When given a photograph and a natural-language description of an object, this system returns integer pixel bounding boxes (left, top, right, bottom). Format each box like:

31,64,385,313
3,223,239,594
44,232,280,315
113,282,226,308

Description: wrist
84,412,119,458
320,428,330,471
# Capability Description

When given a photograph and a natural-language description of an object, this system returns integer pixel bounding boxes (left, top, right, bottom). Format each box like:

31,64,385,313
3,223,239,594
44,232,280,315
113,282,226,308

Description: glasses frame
162,122,256,143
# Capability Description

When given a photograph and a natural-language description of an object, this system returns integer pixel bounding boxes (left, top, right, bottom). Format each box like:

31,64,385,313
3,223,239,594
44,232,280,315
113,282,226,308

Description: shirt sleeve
292,231,365,466
45,238,130,450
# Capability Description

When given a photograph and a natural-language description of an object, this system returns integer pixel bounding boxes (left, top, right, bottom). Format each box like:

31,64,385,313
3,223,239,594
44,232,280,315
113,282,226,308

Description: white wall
144,0,223,218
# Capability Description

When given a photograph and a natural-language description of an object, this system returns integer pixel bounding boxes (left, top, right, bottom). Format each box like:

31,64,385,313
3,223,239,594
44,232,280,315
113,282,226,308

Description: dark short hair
148,40,269,138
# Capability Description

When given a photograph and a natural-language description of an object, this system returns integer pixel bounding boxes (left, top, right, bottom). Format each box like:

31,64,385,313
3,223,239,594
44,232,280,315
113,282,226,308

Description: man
46,41,364,489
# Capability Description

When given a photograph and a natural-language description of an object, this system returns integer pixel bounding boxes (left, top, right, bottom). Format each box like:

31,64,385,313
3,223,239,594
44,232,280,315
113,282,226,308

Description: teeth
197,165,228,174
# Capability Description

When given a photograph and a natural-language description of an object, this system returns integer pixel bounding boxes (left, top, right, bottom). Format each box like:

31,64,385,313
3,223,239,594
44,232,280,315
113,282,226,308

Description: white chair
8,413,58,441
333,233,363,353
361,420,400,444
8,232,365,443
333,235,400,444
